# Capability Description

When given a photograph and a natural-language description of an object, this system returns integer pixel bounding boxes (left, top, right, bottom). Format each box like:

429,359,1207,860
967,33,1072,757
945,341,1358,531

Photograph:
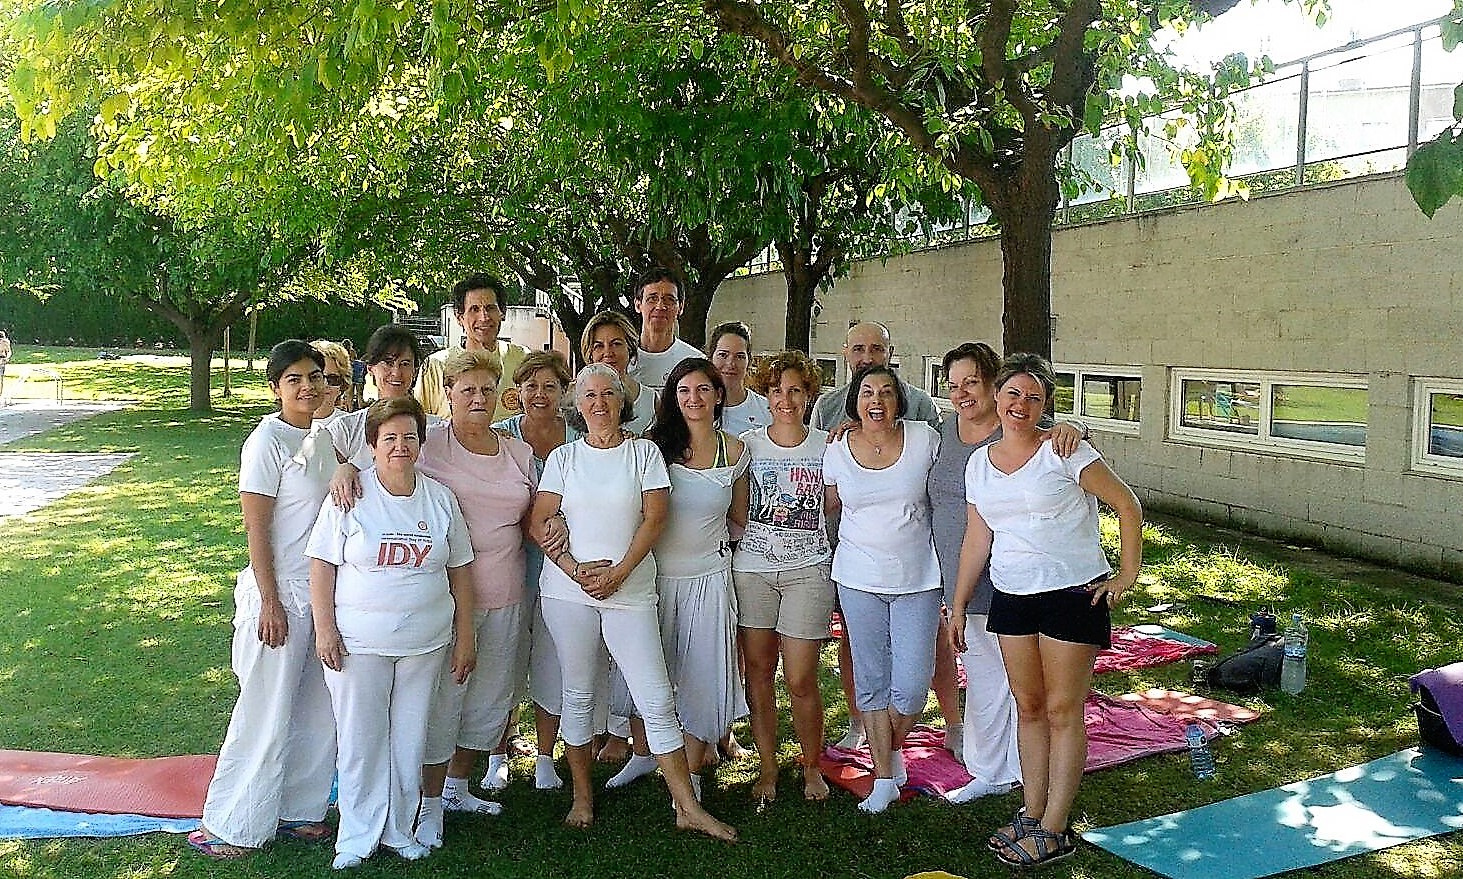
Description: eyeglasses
324,374,347,388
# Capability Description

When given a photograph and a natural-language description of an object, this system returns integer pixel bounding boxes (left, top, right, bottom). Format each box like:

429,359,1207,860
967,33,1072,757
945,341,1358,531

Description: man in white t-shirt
812,321,941,432
416,274,529,422
627,267,703,392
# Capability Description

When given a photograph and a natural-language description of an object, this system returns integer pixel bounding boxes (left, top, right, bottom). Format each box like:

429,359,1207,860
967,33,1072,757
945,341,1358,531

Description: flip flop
187,829,252,860
277,820,333,842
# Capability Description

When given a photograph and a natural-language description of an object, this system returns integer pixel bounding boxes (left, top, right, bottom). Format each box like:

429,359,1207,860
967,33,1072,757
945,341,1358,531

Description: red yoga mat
0,750,216,818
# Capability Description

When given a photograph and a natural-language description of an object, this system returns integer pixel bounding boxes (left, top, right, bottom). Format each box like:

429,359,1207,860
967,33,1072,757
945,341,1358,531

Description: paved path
0,402,133,520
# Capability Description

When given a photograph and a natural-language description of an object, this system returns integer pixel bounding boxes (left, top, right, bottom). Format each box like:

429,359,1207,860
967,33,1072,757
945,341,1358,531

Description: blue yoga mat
0,804,198,840
1083,747,1463,879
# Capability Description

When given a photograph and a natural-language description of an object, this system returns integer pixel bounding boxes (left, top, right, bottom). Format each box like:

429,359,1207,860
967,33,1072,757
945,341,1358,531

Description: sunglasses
324,374,347,388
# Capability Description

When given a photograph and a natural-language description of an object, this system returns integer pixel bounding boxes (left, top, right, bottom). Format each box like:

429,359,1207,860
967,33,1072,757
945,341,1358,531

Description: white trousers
201,603,335,848
961,614,1022,786
325,647,446,859
541,597,682,755
426,605,524,762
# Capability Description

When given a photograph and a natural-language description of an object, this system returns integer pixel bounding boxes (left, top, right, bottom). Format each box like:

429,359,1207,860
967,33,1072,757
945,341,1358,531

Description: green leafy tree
1405,4,1463,217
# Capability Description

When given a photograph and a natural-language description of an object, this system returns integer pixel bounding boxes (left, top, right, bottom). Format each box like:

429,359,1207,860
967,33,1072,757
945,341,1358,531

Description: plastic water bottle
1280,611,1308,694
1186,723,1215,780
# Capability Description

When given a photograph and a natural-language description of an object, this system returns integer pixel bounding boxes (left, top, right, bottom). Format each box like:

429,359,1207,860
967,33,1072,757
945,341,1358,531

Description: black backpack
1206,633,1284,694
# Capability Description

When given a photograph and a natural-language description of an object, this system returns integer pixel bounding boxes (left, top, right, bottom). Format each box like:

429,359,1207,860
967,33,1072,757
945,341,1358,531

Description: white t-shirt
655,446,750,579
722,390,772,436
734,428,833,573
630,338,704,391
237,415,337,613
325,408,443,471
537,438,671,608
306,469,473,655
964,440,1110,595
823,420,941,595
623,382,660,436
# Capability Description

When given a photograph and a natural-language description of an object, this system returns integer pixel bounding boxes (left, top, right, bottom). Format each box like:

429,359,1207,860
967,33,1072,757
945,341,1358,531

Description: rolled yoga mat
1083,747,1463,879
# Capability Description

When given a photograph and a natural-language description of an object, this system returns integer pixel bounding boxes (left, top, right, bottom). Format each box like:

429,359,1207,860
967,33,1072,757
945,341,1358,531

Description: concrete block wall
709,172,1463,580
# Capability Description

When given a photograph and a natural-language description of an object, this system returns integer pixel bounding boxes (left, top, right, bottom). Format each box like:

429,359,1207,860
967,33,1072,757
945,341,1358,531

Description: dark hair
266,339,325,386
942,341,1001,384
748,350,821,396
365,396,428,446
566,363,635,432
994,353,1057,398
844,364,908,421
633,266,682,303
451,273,507,314
648,358,725,463
705,321,751,357
364,324,425,374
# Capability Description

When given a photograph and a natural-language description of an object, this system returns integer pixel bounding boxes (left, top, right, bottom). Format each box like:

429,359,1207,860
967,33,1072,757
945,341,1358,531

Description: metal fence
741,15,1463,275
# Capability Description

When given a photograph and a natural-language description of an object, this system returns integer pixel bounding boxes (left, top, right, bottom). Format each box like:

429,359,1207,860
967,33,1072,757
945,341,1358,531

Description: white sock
858,778,901,814
835,717,866,750
442,779,503,815
534,754,563,790
891,750,908,787
605,753,658,789
414,797,443,849
482,754,510,791
943,723,964,755
944,777,1012,804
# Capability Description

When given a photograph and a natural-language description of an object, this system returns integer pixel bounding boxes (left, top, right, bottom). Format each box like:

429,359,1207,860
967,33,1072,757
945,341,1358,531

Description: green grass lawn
1,355,1460,878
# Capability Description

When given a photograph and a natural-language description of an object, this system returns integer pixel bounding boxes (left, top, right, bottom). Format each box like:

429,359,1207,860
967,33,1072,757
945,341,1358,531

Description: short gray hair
568,363,636,431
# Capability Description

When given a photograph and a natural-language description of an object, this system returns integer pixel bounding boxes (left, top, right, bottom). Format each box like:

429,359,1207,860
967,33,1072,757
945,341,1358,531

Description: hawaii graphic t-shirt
733,427,833,573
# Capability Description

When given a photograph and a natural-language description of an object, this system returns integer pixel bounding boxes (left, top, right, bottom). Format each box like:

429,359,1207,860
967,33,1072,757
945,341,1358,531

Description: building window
1170,369,1367,461
815,358,838,389
1055,365,1141,434
1412,378,1463,477
926,357,947,400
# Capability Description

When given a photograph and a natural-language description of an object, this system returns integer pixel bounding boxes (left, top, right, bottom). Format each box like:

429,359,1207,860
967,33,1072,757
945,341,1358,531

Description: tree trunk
992,172,1059,359
185,328,218,412
775,239,822,353
679,282,714,350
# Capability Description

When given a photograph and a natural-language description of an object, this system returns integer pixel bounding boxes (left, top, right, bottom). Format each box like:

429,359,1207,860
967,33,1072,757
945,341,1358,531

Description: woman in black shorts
950,353,1142,868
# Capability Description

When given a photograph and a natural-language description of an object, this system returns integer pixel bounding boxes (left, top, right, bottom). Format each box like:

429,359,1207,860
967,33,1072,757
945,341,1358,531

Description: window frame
1054,363,1143,436
1411,376,1463,478
1168,367,1368,463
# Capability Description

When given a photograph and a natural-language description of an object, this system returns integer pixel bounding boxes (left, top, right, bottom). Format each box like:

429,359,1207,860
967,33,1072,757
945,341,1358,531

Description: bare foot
564,801,595,829
751,771,778,804
720,731,751,761
596,737,630,764
675,805,738,842
802,767,830,801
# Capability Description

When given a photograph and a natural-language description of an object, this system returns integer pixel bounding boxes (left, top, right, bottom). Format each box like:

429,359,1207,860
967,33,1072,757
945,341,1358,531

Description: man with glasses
416,274,528,422
627,267,704,392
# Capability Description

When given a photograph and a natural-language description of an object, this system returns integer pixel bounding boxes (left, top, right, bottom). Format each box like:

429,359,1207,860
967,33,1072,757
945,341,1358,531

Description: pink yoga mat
0,750,215,818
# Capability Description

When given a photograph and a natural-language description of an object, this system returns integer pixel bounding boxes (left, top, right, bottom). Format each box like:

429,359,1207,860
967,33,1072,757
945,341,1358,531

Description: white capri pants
325,646,446,859
426,604,525,763
202,584,336,848
540,597,683,755
960,613,1022,786
837,584,941,716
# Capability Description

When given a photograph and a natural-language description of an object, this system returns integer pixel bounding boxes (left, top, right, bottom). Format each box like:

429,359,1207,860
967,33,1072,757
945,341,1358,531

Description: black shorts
987,579,1112,649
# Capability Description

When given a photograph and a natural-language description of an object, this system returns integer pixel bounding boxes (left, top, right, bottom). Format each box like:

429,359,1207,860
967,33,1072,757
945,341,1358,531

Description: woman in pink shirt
412,349,539,848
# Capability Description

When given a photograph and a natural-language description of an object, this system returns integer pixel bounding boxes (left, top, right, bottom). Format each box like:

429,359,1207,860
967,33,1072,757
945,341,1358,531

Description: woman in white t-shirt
325,325,432,504
413,349,538,847
823,365,942,815
307,397,477,870
528,364,736,841
707,321,772,436
951,353,1142,869
581,310,658,436
310,340,353,428
732,351,835,804
190,341,337,860
646,358,750,789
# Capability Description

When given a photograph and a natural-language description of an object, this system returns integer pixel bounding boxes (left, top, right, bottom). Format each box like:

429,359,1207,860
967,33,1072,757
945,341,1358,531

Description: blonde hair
310,340,351,380
579,311,640,364
442,348,502,389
